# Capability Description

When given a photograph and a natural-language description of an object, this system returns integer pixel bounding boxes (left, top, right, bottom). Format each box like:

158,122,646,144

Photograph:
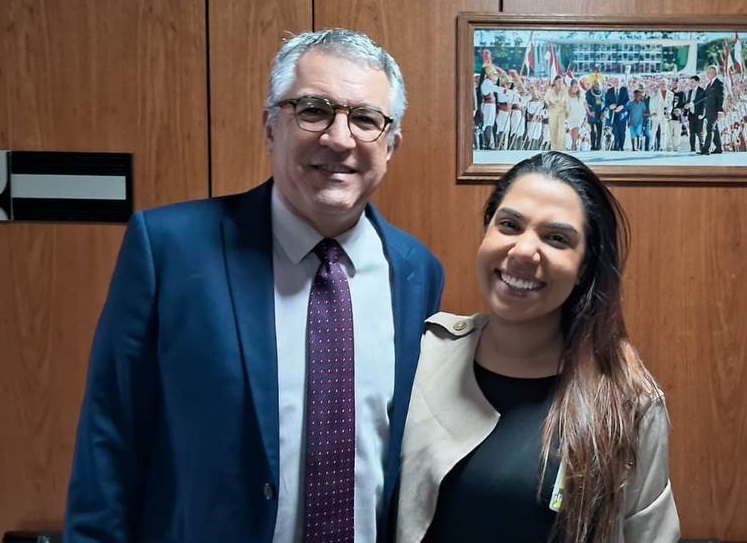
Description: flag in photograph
735,32,744,73
522,32,535,73
546,43,563,83
725,43,735,74
564,64,574,86
722,43,734,96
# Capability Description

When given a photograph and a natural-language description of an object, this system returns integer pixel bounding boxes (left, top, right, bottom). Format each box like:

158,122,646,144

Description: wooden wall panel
617,185,747,539
209,0,312,196
502,0,650,13
0,0,207,532
504,0,747,14
315,0,747,540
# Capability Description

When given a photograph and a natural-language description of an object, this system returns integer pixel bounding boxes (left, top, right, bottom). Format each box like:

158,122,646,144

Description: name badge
550,459,565,512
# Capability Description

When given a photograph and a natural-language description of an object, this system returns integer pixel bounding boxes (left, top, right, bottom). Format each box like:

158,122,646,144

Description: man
479,65,502,149
626,89,648,151
684,74,706,153
473,73,483,149
667,79,686,152
700,65,725,155
64,29,444,543
640,83,653,151
648,78,673,151
605,77,629,151
585,79,605,151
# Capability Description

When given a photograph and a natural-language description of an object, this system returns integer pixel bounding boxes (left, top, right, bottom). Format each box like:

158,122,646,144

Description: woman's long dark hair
483,151,659,543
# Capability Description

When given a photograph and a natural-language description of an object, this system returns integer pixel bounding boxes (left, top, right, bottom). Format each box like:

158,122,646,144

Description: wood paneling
316,0,747,540
0,0,207,531
503,0,747,13
209,0,312,196
502,0,642,13
618,185,747,539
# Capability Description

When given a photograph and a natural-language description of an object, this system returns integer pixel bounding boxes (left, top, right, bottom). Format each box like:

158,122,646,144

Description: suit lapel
221,180,280,483
365,206,423,512
397,314,498,543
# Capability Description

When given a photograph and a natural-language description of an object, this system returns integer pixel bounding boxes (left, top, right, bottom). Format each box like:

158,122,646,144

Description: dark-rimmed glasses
276,95,393,143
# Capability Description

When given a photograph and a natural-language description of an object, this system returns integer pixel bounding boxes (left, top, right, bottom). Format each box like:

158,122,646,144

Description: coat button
263,482,275,500
453,320,467,331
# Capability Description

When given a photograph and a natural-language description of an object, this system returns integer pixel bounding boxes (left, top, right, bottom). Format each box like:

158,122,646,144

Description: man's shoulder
367,206,439,263
140,182,270,224
129,182,272,245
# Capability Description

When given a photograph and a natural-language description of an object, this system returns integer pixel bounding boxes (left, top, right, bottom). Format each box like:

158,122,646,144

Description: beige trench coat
396,312,680,543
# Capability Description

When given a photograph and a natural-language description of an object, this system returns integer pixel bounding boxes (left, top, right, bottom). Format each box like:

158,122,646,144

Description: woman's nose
508,234,541,264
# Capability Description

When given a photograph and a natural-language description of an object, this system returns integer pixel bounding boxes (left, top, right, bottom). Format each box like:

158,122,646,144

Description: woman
397,152,679,543
566,79,586,151
544,76,569,151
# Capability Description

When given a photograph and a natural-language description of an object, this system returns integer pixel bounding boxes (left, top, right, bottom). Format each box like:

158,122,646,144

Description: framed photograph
457,13,747,184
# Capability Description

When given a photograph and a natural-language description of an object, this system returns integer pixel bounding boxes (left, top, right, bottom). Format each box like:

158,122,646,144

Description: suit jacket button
453,320,467,331
263,482,275,500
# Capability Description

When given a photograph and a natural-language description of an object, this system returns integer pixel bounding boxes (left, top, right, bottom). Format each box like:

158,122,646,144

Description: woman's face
476,173,587,326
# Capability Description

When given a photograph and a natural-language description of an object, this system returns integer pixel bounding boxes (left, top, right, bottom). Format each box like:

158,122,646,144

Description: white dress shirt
270,186,395,543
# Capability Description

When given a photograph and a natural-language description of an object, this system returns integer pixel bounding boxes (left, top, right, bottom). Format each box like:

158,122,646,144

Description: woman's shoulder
417,312,488,371
424,312,488,338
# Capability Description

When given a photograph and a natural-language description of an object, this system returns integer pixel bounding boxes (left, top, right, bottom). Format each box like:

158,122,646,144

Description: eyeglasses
276,95,394,143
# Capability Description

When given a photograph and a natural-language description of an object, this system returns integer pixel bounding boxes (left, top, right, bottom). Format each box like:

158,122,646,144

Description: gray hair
265,28,407,144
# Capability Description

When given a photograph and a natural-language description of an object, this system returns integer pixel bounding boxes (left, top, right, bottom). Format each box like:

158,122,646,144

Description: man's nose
319,113,356,151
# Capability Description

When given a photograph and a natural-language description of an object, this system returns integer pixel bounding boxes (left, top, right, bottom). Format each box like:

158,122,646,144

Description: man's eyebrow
496,207,524,220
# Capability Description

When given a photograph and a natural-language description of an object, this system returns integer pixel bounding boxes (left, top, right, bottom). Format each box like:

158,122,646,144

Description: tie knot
313,238,343,264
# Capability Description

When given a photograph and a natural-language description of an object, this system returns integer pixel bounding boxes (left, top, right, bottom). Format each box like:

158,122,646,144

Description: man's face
707,67,717,81
264,51,401,236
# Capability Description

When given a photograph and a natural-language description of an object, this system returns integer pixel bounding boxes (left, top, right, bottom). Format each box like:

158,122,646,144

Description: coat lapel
397,314,498,543
221,180,280,484
366,207,418,494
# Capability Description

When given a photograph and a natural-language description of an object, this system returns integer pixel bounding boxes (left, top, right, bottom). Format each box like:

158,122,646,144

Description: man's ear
263,110,274,149
386,131,403,160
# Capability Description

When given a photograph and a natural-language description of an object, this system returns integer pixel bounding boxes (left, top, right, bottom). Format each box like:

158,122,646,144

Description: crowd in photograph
474,49,747,154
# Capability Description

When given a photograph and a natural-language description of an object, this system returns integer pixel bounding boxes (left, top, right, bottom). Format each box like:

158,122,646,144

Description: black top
423,362,560,543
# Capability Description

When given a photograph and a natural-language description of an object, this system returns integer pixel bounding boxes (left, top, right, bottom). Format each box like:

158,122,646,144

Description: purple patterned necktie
303,238,355,543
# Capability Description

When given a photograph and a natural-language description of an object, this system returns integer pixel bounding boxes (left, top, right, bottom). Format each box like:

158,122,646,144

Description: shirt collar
271,184,366,273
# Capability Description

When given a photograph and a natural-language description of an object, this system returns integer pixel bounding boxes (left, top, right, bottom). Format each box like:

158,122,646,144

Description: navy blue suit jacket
605,86,630,125
64,180,444,543
704,78,724,121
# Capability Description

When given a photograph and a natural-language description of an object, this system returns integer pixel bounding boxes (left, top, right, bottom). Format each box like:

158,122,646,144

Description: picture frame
457,13,747,184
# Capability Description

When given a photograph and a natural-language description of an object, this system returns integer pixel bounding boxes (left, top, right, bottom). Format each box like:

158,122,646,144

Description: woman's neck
476,313,564,378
